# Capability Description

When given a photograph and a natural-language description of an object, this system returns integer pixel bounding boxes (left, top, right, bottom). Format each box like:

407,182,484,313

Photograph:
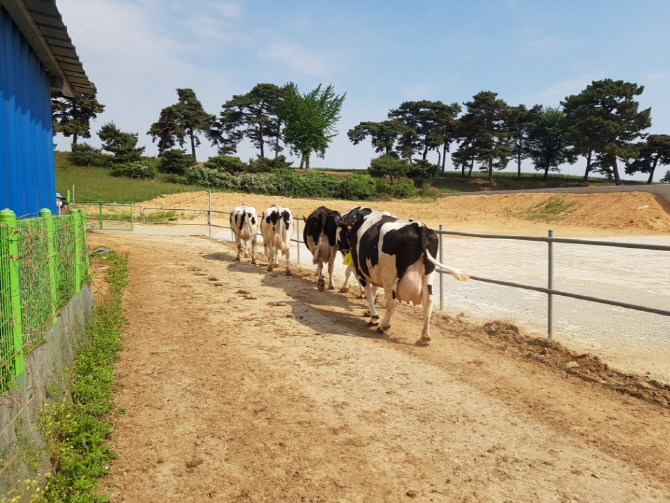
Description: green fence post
79,208,89,281
98,202,103,230
71,210,82,292
39,208,58,324
131,202,134,231
0,209,25,376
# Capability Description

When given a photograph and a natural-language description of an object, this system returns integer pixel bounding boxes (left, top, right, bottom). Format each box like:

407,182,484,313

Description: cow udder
396,259,424,306
317,234,331,262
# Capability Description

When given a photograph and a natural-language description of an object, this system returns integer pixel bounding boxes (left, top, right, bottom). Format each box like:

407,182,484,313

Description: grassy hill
55,151,646,204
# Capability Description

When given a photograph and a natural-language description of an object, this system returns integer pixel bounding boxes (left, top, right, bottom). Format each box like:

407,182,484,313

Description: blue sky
56,0,670,181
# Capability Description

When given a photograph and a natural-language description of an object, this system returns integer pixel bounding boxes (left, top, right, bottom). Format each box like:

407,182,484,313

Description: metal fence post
0,209,24,377
98,202,103,230
439,224,444,311
548,229,554,338
39,208,58,324
296,215,300,264
208,190,212,239
130,202,135,231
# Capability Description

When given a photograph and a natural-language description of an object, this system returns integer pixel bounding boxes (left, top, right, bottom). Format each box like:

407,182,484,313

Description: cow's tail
424,253,469,281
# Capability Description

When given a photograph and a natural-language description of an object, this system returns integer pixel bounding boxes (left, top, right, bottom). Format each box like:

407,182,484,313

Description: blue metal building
1,0,92,218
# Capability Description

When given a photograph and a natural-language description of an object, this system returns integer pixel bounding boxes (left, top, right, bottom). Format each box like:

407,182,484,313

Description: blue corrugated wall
1,7,57,219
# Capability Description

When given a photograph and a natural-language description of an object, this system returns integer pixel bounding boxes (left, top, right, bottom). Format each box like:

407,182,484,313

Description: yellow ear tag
342,252,353,266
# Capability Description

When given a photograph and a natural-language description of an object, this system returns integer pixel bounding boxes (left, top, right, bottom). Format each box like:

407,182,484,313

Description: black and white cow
229,205,257,263
337,207,377,298
335,210,468,345
260,205,293,274
303,206,341,291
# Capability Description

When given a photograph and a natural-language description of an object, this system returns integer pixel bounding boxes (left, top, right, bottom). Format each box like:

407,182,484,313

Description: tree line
52,78,670,185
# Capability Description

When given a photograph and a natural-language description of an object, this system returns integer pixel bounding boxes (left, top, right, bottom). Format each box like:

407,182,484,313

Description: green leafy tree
368,154,410,184
388,101,460,166
505,104,542,180
562,79,651,185
459,91,511,185
159,149,196,175
204,155,247,174
624,134,670,183
526,107,576,180
148,88,214,161
277,82,346,169
219,83,285,159
347,120,408,156
98,122,145,164
51,87,105,147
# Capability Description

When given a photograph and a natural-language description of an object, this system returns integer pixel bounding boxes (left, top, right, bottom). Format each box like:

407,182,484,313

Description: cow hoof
251,260,256,265
327,285,335,290
234,257,240,262
317,280,325,292
377,325,390,333
339,287,349,293
415,337,431,347
267,267,273,272
285,270,292,276
367,319,380,327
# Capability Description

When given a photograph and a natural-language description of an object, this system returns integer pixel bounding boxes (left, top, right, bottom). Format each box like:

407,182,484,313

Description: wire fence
0,208,89,393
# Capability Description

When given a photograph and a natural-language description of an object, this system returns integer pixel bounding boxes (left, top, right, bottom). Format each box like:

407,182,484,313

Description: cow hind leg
327,251,336,290
250,237,257,264
283,244,291,275
417,280,434,346
316,262,325,291
235,237,242,261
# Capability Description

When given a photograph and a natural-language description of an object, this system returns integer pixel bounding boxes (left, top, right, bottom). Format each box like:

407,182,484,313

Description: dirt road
90,231,670,503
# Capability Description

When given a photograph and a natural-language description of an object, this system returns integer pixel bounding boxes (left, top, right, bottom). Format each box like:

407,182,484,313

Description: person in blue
56,193,68,215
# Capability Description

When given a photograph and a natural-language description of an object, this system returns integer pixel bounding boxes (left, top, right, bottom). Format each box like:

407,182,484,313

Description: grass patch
526,196,576,221
143,210,178,223
33,251,127,503
55,152,209,203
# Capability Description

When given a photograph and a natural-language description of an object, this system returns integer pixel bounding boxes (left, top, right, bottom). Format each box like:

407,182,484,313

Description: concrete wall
0,286,94,501
440,184,670,203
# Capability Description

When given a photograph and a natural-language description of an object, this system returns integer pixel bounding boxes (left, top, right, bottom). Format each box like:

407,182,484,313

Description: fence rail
82,199,670,339
0,209,89,393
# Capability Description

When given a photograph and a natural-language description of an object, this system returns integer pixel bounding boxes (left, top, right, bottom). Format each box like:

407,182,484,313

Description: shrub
69,143,109,167
183,166,238,188
159,149,196,175
110,161,157,179
338,173,376,200
375,178,417,198
407,159,440,179
661,170,670,183
368,155,410,183
246,155,293,173
204,155,246,174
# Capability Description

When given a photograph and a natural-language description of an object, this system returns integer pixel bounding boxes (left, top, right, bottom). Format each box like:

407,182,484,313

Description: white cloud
522,77,597,108
259,40,341,78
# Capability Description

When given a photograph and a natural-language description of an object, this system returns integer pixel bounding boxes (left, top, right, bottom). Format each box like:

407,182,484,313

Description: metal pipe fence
436,229,670,337
87,199,670,338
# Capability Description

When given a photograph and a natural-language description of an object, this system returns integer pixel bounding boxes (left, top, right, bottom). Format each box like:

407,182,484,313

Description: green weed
33,251,127,503
526,196,575,221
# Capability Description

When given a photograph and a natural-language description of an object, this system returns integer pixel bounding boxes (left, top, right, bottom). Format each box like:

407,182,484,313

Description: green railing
0,208,89,393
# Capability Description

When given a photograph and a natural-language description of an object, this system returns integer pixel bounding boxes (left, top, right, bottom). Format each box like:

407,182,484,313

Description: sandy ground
84,189,670,502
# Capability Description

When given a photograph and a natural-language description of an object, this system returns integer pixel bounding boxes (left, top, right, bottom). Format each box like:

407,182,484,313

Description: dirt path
89,232,670,503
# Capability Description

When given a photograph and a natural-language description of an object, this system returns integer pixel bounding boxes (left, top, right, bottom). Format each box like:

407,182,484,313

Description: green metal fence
73,202,135,231
0,208,89,393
